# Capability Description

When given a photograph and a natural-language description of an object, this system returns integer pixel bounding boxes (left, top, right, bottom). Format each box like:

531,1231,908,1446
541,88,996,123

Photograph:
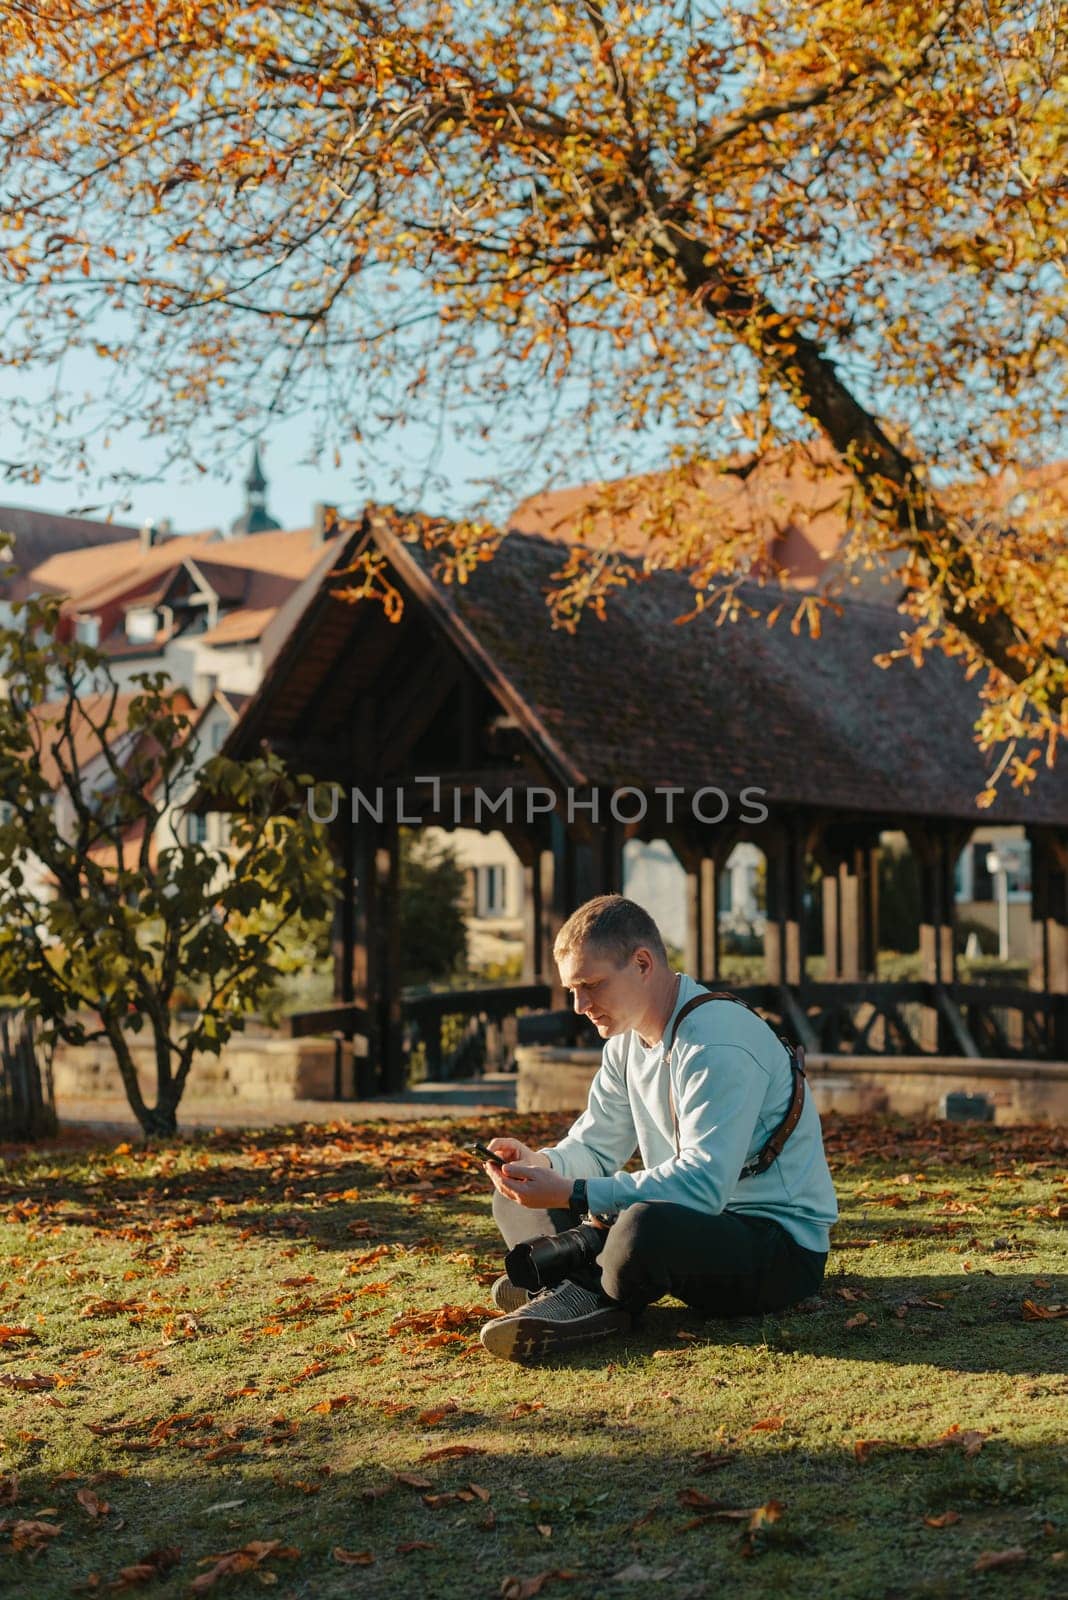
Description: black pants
492,1191,826,1316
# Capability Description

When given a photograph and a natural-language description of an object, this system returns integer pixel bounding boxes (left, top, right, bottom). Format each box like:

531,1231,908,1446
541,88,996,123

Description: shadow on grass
2,1435,1066,1600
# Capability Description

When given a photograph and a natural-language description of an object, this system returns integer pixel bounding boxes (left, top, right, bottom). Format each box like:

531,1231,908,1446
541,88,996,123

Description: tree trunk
140,1100,179,1138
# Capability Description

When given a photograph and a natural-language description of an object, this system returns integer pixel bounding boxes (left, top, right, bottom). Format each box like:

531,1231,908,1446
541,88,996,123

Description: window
186,812,208,845
211,721,229,753
476,864,507,918
968,845,993,902
716,869,733,914
966,840,1032,903
125,608,157,644
75,614,100,647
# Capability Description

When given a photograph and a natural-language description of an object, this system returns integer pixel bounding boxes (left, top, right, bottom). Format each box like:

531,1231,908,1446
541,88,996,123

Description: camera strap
664,991,807,1180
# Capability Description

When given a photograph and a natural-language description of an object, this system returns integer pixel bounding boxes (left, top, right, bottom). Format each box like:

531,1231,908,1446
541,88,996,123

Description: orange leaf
923,1511,961,1528
750,1416,784,1431
308,1395,351,1414
417,1401,458,1425
1022,1299,1068,1320
76,1487,110,1517
419,1444,483,1463
333,1548,374,1565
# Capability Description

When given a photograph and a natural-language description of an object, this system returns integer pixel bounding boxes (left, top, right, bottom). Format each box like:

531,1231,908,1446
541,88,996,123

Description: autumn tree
0,1,1065,785
0,593,337,1135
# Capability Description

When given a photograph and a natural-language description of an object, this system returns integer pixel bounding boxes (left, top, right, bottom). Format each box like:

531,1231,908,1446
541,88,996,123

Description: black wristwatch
569,1178,588,1218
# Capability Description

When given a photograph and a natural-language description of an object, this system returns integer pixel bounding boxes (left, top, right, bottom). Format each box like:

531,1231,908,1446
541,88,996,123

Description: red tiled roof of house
198,607,277,646
30,688,195,792
509,442,860,589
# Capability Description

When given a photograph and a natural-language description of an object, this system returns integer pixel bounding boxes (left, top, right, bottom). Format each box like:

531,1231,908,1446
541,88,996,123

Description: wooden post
1027,826,1068,1056
763,818,806,987
376,819,404,1095
330,814,356,1011
819,829,880,982
907,822,968,1050
502,827,543,983
673,835,722,983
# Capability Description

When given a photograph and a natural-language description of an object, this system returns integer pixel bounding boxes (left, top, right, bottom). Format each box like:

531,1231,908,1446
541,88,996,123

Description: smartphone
469,1140,505,1168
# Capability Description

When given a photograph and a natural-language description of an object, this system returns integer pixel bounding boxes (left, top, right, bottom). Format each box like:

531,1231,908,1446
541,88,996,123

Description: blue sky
0,345,510,536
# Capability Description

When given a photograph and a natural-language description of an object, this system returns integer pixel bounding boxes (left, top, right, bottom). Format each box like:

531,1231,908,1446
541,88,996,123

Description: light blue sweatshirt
539,974,838,1255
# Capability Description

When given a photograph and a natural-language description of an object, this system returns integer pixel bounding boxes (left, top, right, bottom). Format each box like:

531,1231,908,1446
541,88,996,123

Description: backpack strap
665,991,806,1180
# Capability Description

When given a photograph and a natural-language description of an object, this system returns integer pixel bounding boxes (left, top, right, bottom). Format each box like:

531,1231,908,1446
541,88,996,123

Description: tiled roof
29,525,337,609
198,607,277,646
0,506,138,596
509,442,866,591
378,519,1068,827
215,505,1068,829
30,688,195,792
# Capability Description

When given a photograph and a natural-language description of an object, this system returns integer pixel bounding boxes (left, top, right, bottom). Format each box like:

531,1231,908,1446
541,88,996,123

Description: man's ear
634,946,654,978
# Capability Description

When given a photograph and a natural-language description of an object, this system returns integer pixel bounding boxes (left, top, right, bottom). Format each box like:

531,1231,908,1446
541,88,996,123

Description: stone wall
515,1047,1068,1126
52,1032,372,1106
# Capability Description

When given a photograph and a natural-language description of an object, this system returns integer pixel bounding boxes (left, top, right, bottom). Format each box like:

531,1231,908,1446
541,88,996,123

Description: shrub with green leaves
0,591,337,1135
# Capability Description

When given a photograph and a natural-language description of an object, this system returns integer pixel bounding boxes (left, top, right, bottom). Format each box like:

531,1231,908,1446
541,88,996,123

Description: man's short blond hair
553,894,668,969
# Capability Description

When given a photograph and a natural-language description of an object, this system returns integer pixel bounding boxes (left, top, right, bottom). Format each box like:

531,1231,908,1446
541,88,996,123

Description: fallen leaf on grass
509,1401,544,1419
333,1548,373,1565
0,1474,17,1505
418,1401,458,1424
844,1313,870,1330
394,1472,433,1490
308,1395,351,1414
750,1417,784,1432
693,1451,735,1473
0,1373,58,1391
8,1518,63,1551
397,1541,436,1554
499,1571,579,1599
611,1563,675,1583
1022,1300,1068,1320
973,1546,1027,1572
677,1488,722,1509
108,1547,181,1590
0,1325,37,1344
192,1539,299,1593
928,1425,987,1458
76,1488,110,1518
419,1444,484,1463
923,1511,961,1528
855,1426,986,1463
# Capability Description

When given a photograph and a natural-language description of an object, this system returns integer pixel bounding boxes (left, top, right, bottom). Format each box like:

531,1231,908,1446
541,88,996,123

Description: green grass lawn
0,1112,1065,1599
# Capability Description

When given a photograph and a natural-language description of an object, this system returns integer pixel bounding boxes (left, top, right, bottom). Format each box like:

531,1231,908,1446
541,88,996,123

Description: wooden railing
287,978,1067,1097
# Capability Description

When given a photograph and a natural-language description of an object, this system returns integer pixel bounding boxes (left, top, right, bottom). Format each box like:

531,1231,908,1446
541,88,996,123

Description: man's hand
484,1137,548,1167
494,1162,574,1210
481,1137,572,1209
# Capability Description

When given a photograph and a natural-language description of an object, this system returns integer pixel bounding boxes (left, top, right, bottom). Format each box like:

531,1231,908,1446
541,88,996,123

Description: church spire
230,441,282,535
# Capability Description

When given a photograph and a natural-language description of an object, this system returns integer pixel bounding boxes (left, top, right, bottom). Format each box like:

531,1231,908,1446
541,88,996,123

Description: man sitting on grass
478,895,838,1363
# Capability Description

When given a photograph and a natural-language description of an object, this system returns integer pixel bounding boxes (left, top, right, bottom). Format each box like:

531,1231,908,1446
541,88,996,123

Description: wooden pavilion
218,509,1068,1094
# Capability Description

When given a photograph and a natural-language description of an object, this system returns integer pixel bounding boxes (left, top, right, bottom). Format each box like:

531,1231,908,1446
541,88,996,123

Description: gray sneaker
491,1274,531,1314
479,1278,631,1363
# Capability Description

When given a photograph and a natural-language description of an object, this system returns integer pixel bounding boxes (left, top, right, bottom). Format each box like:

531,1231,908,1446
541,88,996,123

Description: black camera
504,1218,615,1293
